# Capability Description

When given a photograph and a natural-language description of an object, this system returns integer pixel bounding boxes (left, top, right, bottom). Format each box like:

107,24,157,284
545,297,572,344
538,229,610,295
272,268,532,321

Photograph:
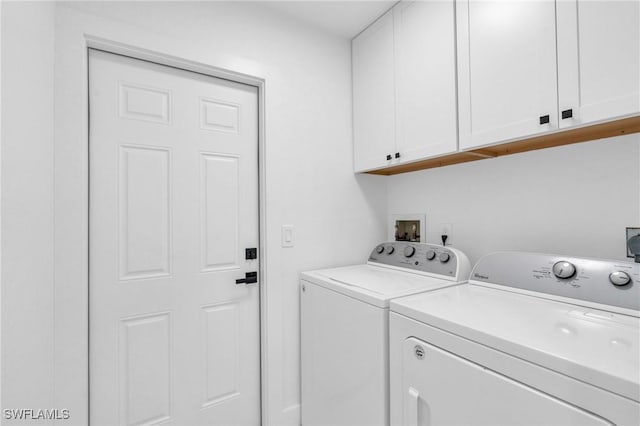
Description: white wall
48,1,387,425
1,0,3,416
7,2,637,425
1,1,56,423
387,134,640,265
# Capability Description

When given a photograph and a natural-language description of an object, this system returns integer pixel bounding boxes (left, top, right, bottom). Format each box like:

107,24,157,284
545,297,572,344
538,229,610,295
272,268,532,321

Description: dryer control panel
470,252,640,314
368,242,470,281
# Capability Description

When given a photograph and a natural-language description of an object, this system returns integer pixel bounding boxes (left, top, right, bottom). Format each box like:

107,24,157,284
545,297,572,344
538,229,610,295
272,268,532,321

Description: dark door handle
561,109,573,119
236,271,258,285
539,115,550,125
386,154,392,161
395,152,400,159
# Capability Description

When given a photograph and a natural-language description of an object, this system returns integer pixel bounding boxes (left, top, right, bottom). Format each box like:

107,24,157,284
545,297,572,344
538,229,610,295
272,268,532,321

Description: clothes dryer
390,252,640,425
301,241,470,426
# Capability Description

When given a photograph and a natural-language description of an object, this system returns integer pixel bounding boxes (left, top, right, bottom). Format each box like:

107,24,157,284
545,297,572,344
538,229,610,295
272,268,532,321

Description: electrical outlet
440,223,453,245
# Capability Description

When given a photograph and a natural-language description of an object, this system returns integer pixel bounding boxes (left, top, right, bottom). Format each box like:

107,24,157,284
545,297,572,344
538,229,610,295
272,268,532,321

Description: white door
352,9,396,172
89,49,260,425
556,0,640,129
457,0,558,150
394,0,458,162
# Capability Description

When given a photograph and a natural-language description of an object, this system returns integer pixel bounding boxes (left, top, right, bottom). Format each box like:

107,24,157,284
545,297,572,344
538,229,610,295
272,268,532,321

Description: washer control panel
368,242,467,279
470,252,640,313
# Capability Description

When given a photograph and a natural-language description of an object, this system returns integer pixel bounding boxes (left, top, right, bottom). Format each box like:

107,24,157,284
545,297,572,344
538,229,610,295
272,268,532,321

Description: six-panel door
89,49,260,425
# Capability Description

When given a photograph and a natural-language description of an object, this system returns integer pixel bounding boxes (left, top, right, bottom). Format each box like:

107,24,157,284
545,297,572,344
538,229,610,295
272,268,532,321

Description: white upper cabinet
394,0,458,162
556,0,639,129
353,10,395,172
353,0,458,172
354,0,639,173
457,0,559,150
458,0,640,151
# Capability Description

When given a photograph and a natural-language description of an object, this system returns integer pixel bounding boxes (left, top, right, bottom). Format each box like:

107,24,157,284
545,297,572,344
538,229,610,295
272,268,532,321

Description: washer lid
391,284,640,402
301,264,458,308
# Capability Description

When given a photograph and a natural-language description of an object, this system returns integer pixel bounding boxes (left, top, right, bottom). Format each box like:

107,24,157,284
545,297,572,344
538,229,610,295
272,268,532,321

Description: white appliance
301,241,471,426
390,252,640,426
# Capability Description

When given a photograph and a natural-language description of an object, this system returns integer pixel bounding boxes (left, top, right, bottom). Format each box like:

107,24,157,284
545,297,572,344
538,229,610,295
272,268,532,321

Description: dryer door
401,337,613,425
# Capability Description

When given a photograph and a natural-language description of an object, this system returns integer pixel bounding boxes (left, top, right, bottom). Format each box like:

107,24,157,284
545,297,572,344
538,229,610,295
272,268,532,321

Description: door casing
61,35,268,424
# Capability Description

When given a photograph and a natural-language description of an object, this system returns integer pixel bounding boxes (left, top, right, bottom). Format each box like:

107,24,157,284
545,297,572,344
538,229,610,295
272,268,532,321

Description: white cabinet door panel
395,0,458,161
557,0,640,129
458,0,559,150
353,10,396,172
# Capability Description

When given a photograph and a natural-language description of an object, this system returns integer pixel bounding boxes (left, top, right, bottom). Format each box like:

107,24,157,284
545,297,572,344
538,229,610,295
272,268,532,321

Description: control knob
404,246,416,258
439,253,450,263
385,245,395,255
426,250,436,260
376,245,384,254
552,261,576,279
609,271,631,287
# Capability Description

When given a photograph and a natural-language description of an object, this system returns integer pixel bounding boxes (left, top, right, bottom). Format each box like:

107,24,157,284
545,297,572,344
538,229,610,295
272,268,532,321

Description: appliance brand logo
473,273,489,280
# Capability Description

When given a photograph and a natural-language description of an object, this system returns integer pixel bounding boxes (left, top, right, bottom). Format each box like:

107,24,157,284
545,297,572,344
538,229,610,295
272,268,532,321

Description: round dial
404,246,416,258
609,271,631,286
426,250,436,260
439,252,450,263
552,261,576,279
385,245,395,255
376,245,384,254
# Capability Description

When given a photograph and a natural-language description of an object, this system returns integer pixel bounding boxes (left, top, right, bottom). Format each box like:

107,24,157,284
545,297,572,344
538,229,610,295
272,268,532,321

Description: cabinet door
457,0,559,150
394,0,458,162
557,0,640,129
353,10,395,172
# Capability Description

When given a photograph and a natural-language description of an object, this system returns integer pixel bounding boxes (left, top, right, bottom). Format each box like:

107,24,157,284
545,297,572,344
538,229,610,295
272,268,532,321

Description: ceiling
260,1,397,39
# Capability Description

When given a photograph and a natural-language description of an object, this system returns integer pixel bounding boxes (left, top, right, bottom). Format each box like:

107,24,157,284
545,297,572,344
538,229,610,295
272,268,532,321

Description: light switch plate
282,225,294,248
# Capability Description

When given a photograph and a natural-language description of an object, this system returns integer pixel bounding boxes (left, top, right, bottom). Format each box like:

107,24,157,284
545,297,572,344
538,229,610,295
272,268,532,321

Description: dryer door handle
408,387,420,426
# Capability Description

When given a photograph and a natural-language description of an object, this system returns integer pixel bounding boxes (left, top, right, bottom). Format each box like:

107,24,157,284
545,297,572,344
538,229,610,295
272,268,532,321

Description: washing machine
300,241,471,426
390,251,640,425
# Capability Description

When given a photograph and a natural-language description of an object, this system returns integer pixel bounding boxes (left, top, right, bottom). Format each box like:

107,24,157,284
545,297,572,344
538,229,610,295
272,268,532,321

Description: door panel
119,312,172,426
118,145,172,280
201,303,240,407
89,49,260,425
200,153,240,271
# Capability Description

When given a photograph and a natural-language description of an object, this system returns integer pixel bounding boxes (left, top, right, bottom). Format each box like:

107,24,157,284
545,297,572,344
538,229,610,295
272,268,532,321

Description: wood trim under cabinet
365,115,640,176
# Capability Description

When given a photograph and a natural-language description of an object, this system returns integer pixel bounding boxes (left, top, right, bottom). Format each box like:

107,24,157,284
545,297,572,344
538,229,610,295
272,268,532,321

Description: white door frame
58,35,268,424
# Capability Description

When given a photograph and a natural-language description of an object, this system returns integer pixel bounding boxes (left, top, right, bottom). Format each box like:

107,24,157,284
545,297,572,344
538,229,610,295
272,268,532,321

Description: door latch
236,271,258,285
245,247,257,260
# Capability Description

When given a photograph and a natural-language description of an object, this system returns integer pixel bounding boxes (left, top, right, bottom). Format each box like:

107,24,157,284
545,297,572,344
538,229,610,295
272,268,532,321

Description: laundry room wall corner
50,2,387,425
1,1,56,423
